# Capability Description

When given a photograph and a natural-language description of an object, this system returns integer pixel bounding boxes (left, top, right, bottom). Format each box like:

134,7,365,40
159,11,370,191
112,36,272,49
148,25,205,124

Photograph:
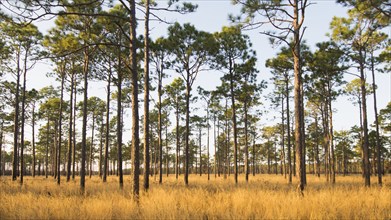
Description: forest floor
0,174,390,219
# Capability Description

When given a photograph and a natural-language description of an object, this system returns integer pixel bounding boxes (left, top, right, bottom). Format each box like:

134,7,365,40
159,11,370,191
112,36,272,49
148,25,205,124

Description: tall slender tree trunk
229,64,238,184
315,115,320,177
357,99,365,177
286,79,292,183
89,114,95,178
293,0,304,191
323,103,330,181
0,123,3,177
57,71,65,185
12,53,21,181
184,75,191,185
45,116,49,178
224,99,228,179
166,117,169,177
72,84,77,180
175,103,180,180
103,73,111,182
300,75,306,185
80,50,89,192
54,120,58,179
130,0,140,198
281,96,286,178
359,57,371,187
244,102,249,182
67,72,74,182
252,132,256,176
32,104,36,177
117,71,123,188
158,75,163,184
99,121,104,178
328,90,335,184
199,126,202,176
20,52,29,185
371,52,382,186
214,113,217,178
207,109,210,180
143,0,151,190
218,117,221,177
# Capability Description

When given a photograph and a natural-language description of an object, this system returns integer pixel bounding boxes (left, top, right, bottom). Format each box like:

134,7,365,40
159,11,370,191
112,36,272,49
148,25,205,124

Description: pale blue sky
4,0,391,148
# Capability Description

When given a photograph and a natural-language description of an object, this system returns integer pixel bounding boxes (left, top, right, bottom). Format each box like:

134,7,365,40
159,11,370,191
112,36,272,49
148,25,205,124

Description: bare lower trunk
32,105,36,177
12,62,21,181
184,78,190,185
286,79,292,183
360,58,370,187
57,72,65,185
244,102,249,182
329,95,335,184
281,96,286,178
72,86,77,180
130,0,140,198
371,52,382,186
229,65,238,184
103,73,111,182
80,50,89,192
89,114,95,179
143,0,151,190
117,73,123,188
293,3,305,191
175,104,179,180
67,73,74,182
20,57,28,185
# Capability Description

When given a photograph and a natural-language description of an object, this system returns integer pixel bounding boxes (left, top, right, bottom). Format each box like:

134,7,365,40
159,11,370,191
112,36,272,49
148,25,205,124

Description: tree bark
89,113,95,178
371,52,382,186
285,78,292,184
207,108,210,180
229,62,239,185
158,71,163,184
244,101,249,182
103,73,111,182
32,104,36,177
67,72,74,182
281,95,286,179
175,101,180,180
130,0,140,199
80,49,89,192
72,84,77,180
166,117,169,177
99,121,103,178
328,89,335,184
214,113,217,178
143,0,151,190
117,65,124,189
20,50,29,185
0,123,3,176
57,71,65,185
293,0,305,191
359,55,371,187
12,50,21,181
45,116,49,178
199,126,202,176
184,75,190,185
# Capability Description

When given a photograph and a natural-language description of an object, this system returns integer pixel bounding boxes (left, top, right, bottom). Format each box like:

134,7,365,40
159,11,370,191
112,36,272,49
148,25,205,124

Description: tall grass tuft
1,175,390,219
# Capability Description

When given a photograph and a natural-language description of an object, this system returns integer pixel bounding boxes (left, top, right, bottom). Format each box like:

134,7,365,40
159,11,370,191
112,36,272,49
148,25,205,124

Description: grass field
1,174,390,219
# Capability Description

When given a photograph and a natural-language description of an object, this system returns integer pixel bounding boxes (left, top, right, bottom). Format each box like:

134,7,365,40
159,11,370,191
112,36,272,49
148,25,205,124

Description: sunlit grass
1,174,390,219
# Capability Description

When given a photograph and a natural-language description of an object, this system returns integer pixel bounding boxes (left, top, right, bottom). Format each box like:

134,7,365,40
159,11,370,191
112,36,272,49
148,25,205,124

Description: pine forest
0,0,390,219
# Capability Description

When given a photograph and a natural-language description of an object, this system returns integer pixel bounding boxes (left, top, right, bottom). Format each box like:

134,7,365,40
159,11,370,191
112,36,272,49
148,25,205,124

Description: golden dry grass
1,174,390,219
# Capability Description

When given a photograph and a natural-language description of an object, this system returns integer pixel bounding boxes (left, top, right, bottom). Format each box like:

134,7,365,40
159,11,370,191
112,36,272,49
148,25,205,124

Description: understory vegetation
1,175,390,219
